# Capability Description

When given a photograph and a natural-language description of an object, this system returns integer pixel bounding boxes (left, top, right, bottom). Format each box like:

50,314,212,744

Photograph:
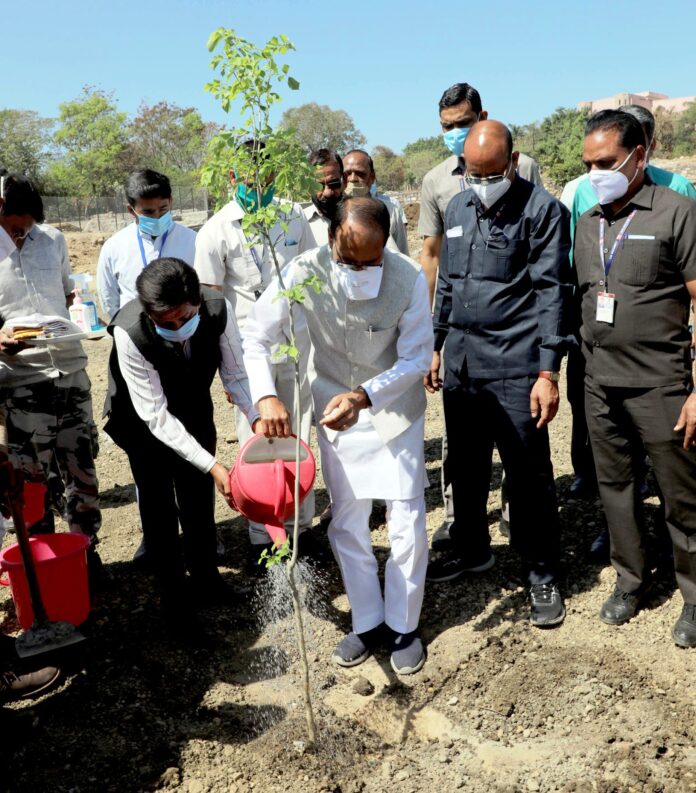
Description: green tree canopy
402,135,449,185
126,101,221,182
0,110,53,185
52,87,129,193
372,145,405,191
531,107,589,188
279,102,365,154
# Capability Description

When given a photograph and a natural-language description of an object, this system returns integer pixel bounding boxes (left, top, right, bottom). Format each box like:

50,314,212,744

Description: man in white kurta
243,197,433,675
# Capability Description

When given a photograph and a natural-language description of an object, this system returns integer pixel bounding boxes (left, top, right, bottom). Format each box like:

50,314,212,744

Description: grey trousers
585,377,696,603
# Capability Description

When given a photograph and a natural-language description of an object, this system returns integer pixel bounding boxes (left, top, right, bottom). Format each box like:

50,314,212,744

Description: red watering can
229,434,316,546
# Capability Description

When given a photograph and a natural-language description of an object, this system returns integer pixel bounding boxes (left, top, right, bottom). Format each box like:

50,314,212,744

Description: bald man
243,197,433,674
426,121,574,627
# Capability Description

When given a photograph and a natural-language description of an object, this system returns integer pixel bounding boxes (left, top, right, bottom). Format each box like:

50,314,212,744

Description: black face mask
312,193,342,220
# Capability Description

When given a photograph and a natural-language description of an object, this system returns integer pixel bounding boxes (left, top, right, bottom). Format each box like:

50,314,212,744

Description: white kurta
242,260,433,501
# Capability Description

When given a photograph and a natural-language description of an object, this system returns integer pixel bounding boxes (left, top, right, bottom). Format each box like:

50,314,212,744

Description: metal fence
41,186,210,233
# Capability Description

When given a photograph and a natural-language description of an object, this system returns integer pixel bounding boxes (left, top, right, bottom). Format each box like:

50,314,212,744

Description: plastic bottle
72,274,101,331
69,290,92,332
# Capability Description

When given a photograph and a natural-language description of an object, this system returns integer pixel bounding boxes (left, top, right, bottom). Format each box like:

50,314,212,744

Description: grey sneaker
529,583,566,627
332,624,384,668
390,631,425,675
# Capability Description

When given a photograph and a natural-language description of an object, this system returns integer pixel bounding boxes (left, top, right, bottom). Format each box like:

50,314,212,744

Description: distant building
578,91,696,115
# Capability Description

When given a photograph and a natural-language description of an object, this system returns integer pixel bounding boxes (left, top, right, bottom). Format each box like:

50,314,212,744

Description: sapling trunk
266,231,317,750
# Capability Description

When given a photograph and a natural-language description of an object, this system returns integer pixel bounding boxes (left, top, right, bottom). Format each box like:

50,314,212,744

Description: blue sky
5,0,696,153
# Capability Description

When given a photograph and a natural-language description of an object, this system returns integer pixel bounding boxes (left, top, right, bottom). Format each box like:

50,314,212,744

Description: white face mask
467,161,513,208
588,148,639,205
332,259,384,301
469,177,512,209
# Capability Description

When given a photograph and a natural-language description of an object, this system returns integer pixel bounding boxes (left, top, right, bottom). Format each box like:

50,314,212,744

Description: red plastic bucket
0,533,91,629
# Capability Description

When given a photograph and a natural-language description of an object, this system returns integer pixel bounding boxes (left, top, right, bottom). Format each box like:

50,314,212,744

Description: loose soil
1,232,694,793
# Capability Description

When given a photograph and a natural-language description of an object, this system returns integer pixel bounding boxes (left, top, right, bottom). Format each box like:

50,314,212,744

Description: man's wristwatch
538,371,561,382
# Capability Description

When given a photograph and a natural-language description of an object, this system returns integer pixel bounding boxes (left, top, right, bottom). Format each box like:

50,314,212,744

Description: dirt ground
1,231,694,793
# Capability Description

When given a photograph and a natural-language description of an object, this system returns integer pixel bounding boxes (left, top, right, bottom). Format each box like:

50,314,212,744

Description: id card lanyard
137,227,170,269
596,209,636,324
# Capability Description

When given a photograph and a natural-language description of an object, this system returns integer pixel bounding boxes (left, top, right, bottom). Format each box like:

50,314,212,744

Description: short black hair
309,148,344,176
136,258,201,314
585,110,645,151
125,170,172,208
344,149,375,174
438,83,483,114
329,197,390,244
621,105,656,144
0,171,45,223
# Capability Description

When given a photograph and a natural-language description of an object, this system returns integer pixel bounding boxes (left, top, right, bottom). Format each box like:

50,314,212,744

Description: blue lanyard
599,210,636,277
137,227,169,269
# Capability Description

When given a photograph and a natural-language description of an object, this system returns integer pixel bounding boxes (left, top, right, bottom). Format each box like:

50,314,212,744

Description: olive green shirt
573,178,696,387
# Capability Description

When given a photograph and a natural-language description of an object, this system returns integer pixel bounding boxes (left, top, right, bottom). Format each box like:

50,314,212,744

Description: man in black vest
104,259,259,631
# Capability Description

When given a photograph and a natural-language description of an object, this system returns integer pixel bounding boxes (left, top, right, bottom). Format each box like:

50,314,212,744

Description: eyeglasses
465,161,512,186
332,244,383,269
318,178,343,191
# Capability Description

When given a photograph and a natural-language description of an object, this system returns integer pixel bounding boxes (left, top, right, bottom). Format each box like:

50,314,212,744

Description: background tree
371,145,405,190
672,101,696,157
126,101,221,184
0,110,53,185
402,135,449,185
653,106,677,156
532,107,589,188
280,102,365,153
52,87,129,194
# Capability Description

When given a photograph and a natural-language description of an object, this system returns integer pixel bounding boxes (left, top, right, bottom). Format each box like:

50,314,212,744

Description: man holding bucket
103,258,259,635
243,197,433,675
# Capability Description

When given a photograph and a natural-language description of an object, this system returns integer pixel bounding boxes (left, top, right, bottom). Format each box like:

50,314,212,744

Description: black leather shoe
589,528,610,564
1,666,60,700
529,583,566,627
426,549,495,582
569,476,597,498
430,523,452,552
599,587,643,625
672,603,696,648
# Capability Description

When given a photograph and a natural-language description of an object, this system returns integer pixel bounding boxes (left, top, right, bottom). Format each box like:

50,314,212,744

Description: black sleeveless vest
103,288,227,451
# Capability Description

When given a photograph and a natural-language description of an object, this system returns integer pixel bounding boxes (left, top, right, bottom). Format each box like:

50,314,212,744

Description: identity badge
596,292,615,324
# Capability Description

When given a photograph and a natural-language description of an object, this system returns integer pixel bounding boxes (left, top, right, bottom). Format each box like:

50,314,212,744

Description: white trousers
328,495,428,635
235,355,315,544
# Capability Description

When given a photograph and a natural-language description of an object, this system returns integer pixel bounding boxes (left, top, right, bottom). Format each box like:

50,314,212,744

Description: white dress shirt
113,298,259,473
0,225,15,261
242,263,432,500
97,221,197,320
194,197,313,328
0,224,86,387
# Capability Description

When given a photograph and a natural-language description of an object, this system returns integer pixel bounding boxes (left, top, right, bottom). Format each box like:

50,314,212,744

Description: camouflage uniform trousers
0,369,101,540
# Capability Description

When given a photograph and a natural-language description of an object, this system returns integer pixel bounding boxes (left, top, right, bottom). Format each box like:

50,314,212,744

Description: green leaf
287,77,300,91
206,30,223,52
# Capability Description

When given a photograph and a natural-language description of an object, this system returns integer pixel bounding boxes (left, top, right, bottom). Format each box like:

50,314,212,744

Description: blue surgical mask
154,312,200,343
137,211,173,238
443,127,471,157
235,183,275,213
